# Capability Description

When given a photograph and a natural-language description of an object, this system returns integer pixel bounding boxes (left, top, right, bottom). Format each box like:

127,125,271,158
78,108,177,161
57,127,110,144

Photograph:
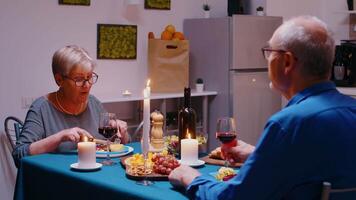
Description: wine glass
98,112,118,166
216,117,238,167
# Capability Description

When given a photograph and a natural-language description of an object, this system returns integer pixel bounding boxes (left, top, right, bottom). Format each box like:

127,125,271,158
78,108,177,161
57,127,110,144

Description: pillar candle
142,79,151,155
78,142,96,168
181,138,198,164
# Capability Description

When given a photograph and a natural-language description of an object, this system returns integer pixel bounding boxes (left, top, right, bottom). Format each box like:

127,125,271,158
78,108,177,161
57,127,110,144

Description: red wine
98,126,117,138
178,88,196,157
216,132,237,144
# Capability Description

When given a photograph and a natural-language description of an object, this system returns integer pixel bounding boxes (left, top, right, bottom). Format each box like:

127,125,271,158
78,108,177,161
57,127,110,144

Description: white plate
96,146,134,158
70,162,102,171
178,159,205,167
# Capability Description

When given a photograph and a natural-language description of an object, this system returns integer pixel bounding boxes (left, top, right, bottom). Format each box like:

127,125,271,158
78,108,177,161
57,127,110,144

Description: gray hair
271,16,335,79
52,45,96,76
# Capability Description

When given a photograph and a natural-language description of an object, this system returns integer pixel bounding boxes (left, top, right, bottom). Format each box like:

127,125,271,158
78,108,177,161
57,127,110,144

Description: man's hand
221,140,255,163
168,165,201,188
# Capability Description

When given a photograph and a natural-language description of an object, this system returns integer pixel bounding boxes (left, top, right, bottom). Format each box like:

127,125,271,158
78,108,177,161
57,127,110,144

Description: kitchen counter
337,87,356,97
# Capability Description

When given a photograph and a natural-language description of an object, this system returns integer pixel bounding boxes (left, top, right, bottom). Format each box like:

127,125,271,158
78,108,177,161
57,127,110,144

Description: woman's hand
115,120,129,144
29,127,92,155
58,127,92,143
221,140,255,163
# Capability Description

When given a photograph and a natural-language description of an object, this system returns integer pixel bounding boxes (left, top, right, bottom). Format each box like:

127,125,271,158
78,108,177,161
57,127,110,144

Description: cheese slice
110,144,124,152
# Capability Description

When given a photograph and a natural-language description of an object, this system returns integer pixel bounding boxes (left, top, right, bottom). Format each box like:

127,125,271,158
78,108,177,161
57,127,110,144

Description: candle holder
136,79,154,186
136,152,154,186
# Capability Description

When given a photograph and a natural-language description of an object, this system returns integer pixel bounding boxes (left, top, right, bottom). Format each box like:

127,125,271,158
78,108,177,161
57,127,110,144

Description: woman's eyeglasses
63,72,99,87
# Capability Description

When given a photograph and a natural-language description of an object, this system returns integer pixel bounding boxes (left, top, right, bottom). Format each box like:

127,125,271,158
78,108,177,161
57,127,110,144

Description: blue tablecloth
14,142,222,200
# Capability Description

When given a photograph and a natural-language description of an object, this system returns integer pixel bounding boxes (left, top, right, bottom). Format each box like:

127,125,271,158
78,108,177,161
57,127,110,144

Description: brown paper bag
148,39,189,93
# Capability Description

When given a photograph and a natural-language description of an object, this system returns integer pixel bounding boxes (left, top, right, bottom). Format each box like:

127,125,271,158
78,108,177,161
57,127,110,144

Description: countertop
94,90,218,103
337,87,356,96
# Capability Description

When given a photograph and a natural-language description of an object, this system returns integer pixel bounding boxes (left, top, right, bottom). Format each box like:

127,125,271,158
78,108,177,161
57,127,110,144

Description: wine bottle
178,87,197,157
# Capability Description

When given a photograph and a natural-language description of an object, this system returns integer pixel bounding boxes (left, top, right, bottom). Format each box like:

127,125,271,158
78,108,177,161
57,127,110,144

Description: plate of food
96,143,133,158
201,147,243,168
121,152,180,180
209,167,239,181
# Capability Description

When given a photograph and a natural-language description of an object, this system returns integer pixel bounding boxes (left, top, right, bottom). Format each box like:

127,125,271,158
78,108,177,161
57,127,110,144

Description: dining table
14,142,225,200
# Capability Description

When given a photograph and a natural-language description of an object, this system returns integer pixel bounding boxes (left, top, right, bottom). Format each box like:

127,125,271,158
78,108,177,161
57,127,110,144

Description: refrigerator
184,15,283,149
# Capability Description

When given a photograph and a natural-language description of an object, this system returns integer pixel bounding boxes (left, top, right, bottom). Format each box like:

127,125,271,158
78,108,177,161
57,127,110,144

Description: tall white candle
142,79,151,155
78,142,96,168
181,134,198,164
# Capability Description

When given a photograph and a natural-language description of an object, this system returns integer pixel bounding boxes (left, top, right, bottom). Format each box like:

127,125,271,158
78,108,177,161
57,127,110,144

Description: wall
266,0,350,108
0,1,227,199
0,0,227,131
2,0,349,132
266,0,349,43
1,0,351,132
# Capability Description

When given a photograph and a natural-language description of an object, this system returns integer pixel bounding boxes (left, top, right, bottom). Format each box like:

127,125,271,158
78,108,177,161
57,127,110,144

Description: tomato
222,174,236,181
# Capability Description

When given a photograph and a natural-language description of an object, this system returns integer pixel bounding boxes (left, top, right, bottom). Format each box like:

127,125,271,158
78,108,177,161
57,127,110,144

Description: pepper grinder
150,110,164,150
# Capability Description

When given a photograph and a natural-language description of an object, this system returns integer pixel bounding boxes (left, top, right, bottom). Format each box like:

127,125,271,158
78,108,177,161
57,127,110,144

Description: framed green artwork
144,0,171,10
58,0,90,6
97,24,137,60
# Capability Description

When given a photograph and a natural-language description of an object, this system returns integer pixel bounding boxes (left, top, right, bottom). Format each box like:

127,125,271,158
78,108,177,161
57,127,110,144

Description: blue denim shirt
187,81,356,200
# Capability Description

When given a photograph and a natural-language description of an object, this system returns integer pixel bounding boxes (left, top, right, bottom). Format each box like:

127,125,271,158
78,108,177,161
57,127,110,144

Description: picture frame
144,0,171,10
58,0,90,6
97,24,137,60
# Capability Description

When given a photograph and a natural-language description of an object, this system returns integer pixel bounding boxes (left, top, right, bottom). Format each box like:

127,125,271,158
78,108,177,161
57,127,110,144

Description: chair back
321,182,356,200
4,116,23,151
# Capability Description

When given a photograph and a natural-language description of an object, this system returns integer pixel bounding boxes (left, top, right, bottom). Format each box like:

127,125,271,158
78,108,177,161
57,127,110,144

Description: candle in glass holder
78,142,96,168
181,133,198,164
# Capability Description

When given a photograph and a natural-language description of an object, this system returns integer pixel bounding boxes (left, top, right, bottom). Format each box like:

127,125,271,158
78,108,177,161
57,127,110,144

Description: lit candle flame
186,129,191,139
146,79,151,87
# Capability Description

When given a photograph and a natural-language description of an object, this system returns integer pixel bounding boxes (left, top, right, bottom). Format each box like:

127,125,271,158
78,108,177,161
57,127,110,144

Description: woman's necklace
55,92,84,115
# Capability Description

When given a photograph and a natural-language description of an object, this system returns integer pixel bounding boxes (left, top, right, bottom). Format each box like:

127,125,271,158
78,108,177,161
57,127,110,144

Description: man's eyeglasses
63,72,99,87
261,46,287,60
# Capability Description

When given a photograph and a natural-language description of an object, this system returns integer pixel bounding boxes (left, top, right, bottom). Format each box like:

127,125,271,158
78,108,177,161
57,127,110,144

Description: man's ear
54,74,63,87
283,52,296,75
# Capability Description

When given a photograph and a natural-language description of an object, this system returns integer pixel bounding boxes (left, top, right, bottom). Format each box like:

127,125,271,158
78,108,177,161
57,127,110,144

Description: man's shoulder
269,91,356,128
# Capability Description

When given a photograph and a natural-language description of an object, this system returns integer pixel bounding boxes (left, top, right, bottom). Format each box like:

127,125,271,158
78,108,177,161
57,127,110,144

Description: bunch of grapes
164,135,179,156
152,154,180,175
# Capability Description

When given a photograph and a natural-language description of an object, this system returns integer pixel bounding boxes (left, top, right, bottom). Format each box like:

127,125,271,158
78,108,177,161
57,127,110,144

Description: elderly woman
13,45,129,166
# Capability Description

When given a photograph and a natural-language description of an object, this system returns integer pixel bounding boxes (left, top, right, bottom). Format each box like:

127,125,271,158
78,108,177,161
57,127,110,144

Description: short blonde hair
52,45,96,76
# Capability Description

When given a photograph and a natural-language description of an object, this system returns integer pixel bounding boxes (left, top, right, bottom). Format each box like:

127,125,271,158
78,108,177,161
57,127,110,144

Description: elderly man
168,16,356,199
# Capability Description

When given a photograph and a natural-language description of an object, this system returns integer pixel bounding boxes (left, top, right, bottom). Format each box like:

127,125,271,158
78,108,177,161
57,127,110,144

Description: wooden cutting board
201,156,243,168
120,156,168,181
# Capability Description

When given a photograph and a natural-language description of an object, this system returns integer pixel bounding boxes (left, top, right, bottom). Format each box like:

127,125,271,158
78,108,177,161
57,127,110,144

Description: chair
4,116,23,151
321,181,356,200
